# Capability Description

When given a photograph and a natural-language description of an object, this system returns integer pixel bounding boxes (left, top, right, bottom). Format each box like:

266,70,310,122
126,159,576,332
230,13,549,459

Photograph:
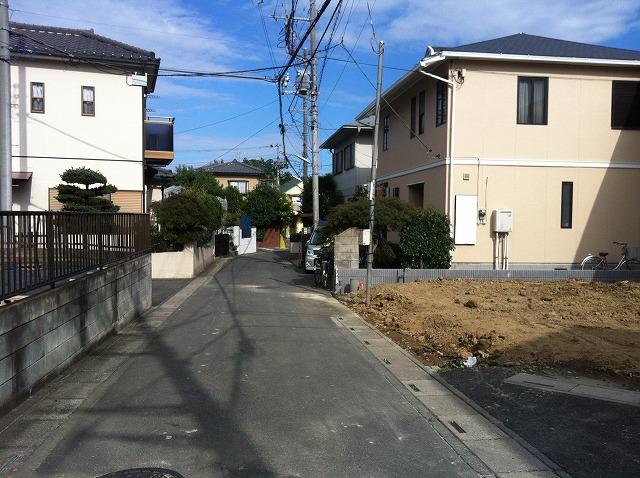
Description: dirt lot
339,279,640,384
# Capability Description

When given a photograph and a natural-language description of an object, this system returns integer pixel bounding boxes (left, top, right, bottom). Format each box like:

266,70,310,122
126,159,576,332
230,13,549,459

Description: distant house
200,160,266,194
280,178,303,212
8,22,173,212
354,33,640,269
320,117,373,201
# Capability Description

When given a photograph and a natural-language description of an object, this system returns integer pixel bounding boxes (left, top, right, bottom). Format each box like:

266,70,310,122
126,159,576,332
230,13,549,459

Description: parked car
304,227,324,272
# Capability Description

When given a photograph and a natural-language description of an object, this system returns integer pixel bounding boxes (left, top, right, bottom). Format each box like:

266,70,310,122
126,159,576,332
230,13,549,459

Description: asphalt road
17,251,480,477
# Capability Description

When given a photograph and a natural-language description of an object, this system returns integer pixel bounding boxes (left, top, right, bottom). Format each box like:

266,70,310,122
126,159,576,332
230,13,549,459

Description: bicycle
580,241,639,270
313,245,334,289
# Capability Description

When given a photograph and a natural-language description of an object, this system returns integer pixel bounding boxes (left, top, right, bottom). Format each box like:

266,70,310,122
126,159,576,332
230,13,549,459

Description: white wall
331,133,373,200
10,59,145,211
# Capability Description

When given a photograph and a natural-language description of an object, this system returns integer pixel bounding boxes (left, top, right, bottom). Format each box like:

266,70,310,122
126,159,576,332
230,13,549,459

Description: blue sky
10,0,640,176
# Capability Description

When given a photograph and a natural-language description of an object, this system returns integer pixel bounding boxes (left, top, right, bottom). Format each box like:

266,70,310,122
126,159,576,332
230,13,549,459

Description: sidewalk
0,251,559,477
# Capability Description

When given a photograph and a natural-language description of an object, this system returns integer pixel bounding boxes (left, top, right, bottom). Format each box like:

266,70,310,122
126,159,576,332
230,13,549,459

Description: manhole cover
97,468,185,478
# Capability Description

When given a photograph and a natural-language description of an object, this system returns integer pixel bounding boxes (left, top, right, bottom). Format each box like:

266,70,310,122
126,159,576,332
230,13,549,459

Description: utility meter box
492,209,513,232
359,229,371,246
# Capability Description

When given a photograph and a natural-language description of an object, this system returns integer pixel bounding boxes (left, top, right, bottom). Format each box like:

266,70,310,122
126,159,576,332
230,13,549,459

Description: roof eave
320,125,373,149
439,50,640,67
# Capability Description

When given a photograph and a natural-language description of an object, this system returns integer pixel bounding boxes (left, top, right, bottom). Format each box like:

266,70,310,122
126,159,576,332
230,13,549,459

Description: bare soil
339,279,640,385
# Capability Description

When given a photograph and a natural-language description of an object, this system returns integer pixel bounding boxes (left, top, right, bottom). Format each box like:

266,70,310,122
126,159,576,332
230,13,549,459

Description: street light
294,154,310,164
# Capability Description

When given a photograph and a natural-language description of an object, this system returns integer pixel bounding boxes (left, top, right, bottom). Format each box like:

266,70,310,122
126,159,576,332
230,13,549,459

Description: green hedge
400,210,454,268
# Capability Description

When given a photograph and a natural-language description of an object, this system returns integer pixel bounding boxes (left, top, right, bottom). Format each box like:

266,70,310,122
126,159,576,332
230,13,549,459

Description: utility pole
309,0,320,228
365,40,384,307
0,0,12,211
301,48,309,180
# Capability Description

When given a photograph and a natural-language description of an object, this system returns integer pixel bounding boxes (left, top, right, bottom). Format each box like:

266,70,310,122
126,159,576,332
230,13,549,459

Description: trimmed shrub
56,167,119,212
400,210,454,268
151,188,223,249
244,183,293,227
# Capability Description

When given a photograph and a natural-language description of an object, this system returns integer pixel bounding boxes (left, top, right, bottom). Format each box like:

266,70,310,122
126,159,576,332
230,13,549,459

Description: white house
320,117,373,201
8,22,173,212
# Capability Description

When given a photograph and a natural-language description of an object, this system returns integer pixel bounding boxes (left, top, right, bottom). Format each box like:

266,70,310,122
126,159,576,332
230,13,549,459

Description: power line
207,118,278,163
175,99,277,135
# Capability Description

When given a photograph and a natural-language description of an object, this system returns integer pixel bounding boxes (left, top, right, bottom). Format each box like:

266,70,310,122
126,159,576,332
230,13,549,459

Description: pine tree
56,167,119,212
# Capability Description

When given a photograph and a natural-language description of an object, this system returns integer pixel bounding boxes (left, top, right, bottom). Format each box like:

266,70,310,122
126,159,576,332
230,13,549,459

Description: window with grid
517,77,548,125
82,86,95,116
383,116,390,150
392,187,400,198
418,90,425,134
31,82,44,113
436,81,447,126
410,96,416,138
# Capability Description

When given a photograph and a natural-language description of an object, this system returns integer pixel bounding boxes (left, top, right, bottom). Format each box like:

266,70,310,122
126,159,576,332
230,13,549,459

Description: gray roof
434,33,640,61
320,117,374,149
9,22,159,67
200,160,266,176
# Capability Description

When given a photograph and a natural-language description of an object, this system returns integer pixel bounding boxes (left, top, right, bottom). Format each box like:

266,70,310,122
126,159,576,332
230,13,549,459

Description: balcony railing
0,212,151,301
145,116,174,166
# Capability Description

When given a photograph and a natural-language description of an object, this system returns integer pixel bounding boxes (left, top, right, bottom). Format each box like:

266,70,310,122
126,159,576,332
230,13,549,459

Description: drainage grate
408,383,420,392
350,328,355,331
449,421,466,434
97,468,185,478
383,359,391,365
363,340,370,345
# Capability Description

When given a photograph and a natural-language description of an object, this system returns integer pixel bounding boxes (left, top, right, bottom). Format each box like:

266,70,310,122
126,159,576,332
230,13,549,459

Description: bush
223,185,244,226
301,174,343,218
151,189,223,249
244,183,293,227
400,210,454,268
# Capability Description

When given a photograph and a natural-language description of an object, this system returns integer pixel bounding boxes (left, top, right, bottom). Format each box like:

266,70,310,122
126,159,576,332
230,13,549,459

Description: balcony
144,116,174,166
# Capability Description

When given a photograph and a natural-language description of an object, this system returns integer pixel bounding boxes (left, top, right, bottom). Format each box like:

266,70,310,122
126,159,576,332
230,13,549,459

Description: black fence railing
0,212,151,301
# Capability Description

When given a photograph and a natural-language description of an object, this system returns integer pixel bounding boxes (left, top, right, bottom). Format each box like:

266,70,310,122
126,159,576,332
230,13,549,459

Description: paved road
11,251,480,477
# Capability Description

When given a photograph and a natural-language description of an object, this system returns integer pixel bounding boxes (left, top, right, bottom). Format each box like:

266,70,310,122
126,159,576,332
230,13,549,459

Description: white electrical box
492,209,513,232
359,229,371,246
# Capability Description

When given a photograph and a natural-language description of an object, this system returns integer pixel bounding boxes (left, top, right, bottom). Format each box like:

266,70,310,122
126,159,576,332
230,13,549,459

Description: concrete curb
329,297,572,478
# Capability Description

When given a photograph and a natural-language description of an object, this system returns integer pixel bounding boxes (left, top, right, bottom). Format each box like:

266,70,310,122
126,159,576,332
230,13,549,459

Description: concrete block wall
0,254,152,410
334,228,360,270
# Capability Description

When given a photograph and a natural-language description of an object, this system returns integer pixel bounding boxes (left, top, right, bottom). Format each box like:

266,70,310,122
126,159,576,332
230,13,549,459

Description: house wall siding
10,59,144,211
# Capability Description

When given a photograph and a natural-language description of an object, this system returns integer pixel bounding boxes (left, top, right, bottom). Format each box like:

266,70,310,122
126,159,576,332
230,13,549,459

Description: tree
223,185,245,226
56,167,119,212
243,183,293,227
324,197,418,268
151,188,223,248
301,174,343,219
242,157,295,185
279,171,296,185
400,209,454,268
351,185,368,202
174,166,224,197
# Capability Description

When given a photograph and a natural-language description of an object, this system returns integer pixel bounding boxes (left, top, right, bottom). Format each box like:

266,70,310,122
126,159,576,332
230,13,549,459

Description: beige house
200,160,265,194
355,33,640,269
320,117,374,200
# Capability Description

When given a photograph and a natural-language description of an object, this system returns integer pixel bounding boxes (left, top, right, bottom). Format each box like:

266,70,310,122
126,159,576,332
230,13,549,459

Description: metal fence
335,267,640,292
0,212,151,300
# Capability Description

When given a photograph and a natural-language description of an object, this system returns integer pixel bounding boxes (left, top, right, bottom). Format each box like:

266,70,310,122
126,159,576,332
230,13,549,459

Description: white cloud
154,79,234,101
380,0,640,45
11,0,250,70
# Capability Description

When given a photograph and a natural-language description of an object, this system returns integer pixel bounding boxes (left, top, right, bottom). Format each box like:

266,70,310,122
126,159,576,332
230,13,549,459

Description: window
611,80,640,129
344,143,355,170
333,150,343,174
436,81,447,127
383,115,390,150
82,86,95,116
561,182,573,229
392,187,400,198
517,77,548,125
229,180,249,194
418,90,425,134
410,96,416,137
30,82,44,113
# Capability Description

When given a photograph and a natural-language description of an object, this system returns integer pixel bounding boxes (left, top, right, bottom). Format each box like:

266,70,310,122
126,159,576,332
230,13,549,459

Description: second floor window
82,86,95,116
517,77,548,125
611,80,640,129
333,150,343,174
229,180,249,194
31,82,44,113
392,187,400,198
344,143,355,170
383,115,390,150
436,81,447,127
410,96,416,138
418,90,425,134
